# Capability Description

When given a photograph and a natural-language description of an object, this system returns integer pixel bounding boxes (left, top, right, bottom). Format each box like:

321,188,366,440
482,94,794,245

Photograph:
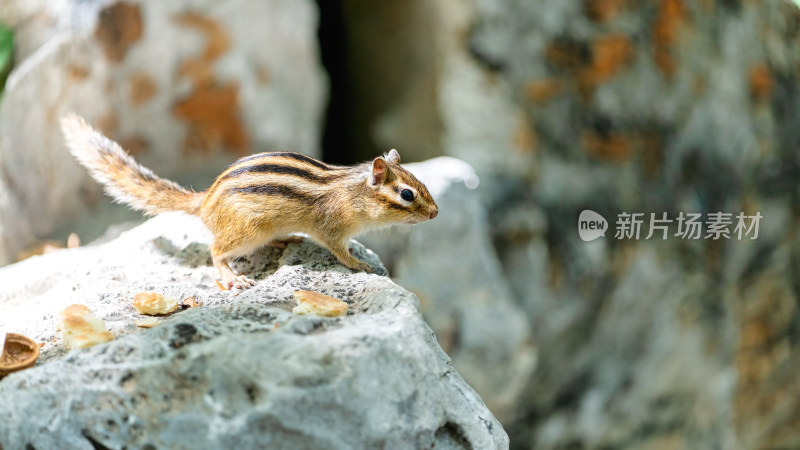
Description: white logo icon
578,209,608,241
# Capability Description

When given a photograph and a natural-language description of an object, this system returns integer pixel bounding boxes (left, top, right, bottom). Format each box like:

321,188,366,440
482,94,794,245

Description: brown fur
61,115,438,289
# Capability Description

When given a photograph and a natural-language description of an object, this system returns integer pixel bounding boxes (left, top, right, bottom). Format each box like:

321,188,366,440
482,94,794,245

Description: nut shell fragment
0,333,40,378
182,297,201,308
134,317,160,328
58,304,114,349
132,292,179,315
292,291,348,317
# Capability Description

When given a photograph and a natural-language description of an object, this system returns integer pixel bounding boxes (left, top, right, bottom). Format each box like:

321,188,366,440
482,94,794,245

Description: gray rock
0,0,327,264
0,213,507,449
345,0,800,447
359,157,536,424
463,1,800,447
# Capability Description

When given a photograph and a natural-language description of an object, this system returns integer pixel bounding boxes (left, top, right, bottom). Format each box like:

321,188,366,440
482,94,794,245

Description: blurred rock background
3,0,800,448
0,0,326,261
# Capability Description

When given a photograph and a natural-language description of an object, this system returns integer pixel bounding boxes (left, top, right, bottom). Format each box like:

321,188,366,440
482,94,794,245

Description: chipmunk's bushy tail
61,113,202,216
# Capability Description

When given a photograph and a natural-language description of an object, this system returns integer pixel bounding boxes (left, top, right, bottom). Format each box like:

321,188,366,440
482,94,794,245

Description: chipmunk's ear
371,156,388,185
386,148,401,164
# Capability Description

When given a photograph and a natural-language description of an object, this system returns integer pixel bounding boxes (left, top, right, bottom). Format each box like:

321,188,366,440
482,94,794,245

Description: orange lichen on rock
585,0,629,23
128,73,158,106
513,121,537,154
545,34,634,98
173,83,249,155
96,111,150,156
582,131,634,162
545,39,589,72
172,11,249,155
589,35,635,82
733,275,797,447
653,0,687,77
524,78,567,104
640,133,664,179
579,34,635,93
173,12,231,85
96,111,119,136
118,135,150,157
748,64,773,102
94,2,143,63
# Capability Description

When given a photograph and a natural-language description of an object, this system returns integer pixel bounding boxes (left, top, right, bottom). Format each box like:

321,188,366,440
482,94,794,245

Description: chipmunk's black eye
400,189,415,202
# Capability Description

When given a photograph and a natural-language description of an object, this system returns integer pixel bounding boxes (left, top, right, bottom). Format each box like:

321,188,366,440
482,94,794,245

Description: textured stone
338,0,800,448
0,213,507,449
464,1,800,448
0,0,327,264
359,157,536,424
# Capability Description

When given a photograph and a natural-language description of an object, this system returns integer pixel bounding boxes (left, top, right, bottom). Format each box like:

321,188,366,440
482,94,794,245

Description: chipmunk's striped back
201,151,436,223
202,152,351,209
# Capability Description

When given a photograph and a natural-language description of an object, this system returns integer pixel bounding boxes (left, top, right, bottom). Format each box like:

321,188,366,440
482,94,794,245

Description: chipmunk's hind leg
211,245,255,290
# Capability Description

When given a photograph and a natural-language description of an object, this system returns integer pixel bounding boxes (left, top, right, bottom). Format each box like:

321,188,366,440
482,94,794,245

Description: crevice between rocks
315,0,444,164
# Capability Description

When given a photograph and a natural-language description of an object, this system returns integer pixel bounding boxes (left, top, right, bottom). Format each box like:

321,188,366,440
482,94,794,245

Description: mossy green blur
0,24,13,95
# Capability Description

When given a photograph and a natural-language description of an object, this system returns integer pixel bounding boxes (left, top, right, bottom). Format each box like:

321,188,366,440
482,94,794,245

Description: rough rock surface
465,2,800,448
0,213,507,449
359,157,536,424
0,0,327,264
336,1,800,448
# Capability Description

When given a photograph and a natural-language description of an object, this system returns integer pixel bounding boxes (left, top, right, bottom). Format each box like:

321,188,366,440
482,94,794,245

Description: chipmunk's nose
429,208,438,220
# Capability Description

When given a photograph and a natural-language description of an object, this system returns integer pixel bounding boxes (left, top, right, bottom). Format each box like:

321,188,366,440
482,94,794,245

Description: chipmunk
60,114,438,290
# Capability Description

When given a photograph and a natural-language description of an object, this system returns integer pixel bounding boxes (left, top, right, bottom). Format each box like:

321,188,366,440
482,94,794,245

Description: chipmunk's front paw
225,274,255,290
347,260,374,273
